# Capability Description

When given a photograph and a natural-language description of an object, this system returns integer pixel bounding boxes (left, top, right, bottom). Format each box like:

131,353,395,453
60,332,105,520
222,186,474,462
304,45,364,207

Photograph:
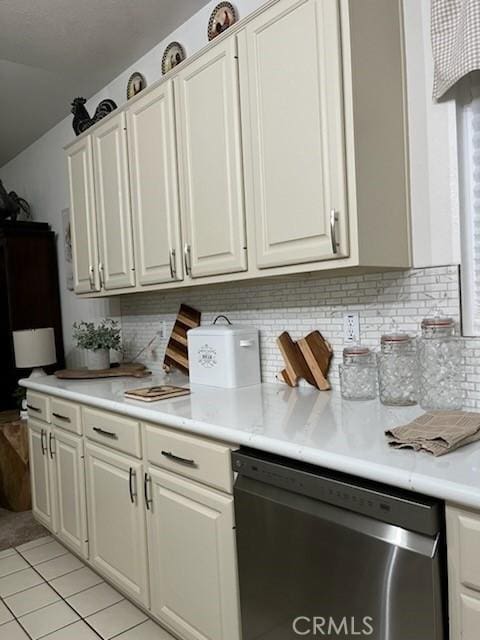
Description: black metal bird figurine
71,97,118,135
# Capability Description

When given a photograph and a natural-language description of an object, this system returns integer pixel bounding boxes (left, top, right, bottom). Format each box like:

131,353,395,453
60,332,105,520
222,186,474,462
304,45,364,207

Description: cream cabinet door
176,38,247,278
127,81,183,285
51,428,88,559
85,442,149,607
239,0,348,268
447,504,480,638
66,136,99,292
460,593,480,640
147,467,240,640
92,112,135,290
28,420,56,531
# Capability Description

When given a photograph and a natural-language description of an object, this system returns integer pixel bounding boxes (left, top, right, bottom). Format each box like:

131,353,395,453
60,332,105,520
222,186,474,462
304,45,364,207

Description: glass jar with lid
377,334,417,406
339,346,377,401
417,317,463,410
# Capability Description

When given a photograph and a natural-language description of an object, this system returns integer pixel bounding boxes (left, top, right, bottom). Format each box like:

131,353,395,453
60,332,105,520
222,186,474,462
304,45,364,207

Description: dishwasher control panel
232,448,441,537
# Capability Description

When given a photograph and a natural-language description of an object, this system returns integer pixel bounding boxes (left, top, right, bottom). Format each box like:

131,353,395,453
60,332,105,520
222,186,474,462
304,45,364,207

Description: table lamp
13,328,57,377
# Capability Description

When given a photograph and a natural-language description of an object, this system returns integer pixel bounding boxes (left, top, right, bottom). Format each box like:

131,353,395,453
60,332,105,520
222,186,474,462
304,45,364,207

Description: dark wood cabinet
0,221,64,410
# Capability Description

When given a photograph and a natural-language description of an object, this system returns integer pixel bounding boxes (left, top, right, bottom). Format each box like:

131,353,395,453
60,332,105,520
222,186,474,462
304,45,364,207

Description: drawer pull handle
52,412,71,423
144,473,152,511
129,467,137,504
49,433,56,459
93,427,118,439
40,429,47,456
161,450,197,467
27,404,41,413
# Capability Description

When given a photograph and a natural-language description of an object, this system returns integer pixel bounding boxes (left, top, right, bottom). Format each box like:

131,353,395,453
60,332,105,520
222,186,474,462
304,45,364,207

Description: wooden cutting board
277,331,332,390
297,331,333,390
277,332,317,387
163,304,201,375
55,362,152,380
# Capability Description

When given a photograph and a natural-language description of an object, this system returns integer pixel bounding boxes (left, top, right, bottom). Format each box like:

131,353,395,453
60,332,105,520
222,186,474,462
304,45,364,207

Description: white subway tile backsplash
119,265,480,406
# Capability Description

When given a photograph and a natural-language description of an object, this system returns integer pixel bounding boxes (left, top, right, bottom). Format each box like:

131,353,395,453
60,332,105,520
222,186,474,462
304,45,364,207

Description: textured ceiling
0,0,210,166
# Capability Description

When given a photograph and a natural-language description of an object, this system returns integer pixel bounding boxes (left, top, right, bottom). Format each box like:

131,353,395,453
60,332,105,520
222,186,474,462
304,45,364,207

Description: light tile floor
0,537,174,639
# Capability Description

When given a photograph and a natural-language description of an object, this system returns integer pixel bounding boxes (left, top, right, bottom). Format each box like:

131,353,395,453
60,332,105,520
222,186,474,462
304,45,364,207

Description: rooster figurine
71,97,118,135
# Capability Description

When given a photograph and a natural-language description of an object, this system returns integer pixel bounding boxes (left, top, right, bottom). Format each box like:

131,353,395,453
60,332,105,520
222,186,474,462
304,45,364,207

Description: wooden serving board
55,362,152,380
124,385,190,402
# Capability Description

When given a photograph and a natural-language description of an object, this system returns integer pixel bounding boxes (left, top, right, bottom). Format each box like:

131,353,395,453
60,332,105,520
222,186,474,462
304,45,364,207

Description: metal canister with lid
377,334,417,406
339,346,377,401
418,317,463,410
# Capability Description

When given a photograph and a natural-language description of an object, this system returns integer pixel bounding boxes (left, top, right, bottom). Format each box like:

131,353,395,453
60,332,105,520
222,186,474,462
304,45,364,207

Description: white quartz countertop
20,374,480,511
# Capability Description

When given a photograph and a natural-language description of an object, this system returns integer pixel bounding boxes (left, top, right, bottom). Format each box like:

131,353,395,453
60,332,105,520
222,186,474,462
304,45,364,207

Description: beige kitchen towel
386,411,480,456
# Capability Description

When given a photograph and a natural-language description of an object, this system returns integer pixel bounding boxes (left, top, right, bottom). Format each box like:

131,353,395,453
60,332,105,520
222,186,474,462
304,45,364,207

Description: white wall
0,0,266,366
0,0,463,364
402,0,461,267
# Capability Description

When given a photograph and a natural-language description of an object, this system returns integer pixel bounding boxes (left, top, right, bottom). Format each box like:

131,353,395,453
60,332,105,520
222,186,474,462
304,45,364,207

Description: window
458,77,480,336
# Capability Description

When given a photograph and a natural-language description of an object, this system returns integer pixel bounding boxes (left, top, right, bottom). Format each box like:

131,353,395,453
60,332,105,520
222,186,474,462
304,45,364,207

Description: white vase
86,349,110,371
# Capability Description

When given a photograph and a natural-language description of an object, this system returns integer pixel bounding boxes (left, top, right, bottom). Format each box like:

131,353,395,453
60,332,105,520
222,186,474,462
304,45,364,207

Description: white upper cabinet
65,0,409,297
92,112,136,290
127,81,183,285
66,136,99,293
238,0,348,269
175,38,247,278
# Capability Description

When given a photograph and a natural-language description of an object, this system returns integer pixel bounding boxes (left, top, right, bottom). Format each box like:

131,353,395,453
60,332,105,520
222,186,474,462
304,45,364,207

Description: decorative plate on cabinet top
161,41,186,75
127,72,146,99
208,2,237,41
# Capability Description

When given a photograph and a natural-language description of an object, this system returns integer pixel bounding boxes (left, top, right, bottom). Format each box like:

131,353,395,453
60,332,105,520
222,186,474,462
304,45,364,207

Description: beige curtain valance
432,0,480,99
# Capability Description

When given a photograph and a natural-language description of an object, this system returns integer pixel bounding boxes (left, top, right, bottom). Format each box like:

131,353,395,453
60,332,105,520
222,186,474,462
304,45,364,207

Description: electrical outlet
158,321,167,339
343,312,360,344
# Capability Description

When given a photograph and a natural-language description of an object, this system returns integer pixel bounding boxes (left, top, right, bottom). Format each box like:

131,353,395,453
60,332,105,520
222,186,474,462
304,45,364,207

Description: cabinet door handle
98,262,104,289
52,412,71,423
92,427,118,439
40,429,47,456
129,467,137,504
183,244,191,276
144,473,152,511
49,433,56,459
330,209,339,255
89,265,95,290
169,248,176,279
27,404,41,413
161,450,196,467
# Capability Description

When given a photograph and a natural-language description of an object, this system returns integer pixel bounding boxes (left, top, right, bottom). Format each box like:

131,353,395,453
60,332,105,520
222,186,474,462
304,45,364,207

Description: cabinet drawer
144,423,234,493
84,407,141,458
51,398,82,435
26,392,50,422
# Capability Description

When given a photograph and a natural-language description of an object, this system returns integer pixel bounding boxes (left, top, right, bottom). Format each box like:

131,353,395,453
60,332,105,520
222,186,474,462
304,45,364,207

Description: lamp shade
13,328,56,368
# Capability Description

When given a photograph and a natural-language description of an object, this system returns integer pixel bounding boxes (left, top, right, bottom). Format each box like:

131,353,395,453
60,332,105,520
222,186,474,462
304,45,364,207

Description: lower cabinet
84,442,150,607
146,467,241,640
28,396,241,640
52,427,88,558
28,418,56,531
447,503,480,639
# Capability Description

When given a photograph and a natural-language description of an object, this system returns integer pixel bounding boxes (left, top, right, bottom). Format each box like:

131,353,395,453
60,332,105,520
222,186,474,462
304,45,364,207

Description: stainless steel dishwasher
232,448,446,640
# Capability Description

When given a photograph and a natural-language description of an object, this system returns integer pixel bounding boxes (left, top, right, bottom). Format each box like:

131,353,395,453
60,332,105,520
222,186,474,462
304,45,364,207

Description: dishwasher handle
235,475,439,559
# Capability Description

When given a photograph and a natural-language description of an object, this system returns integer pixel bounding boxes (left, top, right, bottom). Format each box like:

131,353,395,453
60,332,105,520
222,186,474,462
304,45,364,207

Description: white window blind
458,78,480,335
